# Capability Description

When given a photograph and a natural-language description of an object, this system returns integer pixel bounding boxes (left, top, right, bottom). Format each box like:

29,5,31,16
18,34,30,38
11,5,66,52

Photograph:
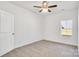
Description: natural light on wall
61,20,72,36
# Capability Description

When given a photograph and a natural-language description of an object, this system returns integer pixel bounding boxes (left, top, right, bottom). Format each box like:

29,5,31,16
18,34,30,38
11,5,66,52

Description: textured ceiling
10,1,78,15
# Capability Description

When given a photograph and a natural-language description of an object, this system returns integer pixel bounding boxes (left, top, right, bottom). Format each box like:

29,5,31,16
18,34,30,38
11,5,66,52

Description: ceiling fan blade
39,9,42,12
33,6,41,8
48,5,57,8
48,9,51,12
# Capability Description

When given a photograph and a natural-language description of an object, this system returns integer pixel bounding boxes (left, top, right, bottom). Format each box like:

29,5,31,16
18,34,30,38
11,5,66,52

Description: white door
0,10,14,56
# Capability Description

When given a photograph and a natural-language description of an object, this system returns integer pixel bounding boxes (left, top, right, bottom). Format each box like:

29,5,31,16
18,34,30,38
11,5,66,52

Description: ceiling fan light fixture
33,1,57,13
42,8,48,13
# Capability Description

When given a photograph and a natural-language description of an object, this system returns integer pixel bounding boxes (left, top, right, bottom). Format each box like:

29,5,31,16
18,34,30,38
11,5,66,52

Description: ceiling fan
33,1,57,13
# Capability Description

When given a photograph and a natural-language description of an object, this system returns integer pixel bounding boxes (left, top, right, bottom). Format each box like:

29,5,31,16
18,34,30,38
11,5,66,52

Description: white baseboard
44,39,78,47
0,48,14,57
0,39,42,56
15,39,42,49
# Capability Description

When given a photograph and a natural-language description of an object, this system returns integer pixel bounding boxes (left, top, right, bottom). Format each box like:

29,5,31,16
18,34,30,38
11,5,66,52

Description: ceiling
10,1,78,15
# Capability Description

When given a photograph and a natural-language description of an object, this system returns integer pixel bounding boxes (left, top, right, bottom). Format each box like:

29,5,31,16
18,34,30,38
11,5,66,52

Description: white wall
44,8,78,46
0,2,43,48
78,6,79,55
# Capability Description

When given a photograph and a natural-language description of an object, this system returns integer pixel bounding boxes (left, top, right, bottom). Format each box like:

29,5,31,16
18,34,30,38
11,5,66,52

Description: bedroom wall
44,8,78,46
0,2,43,48
78,6,79,55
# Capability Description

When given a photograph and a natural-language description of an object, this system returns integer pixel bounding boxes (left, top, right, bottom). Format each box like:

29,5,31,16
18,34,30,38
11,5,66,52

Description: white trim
14,39,42,49
44,39,78,47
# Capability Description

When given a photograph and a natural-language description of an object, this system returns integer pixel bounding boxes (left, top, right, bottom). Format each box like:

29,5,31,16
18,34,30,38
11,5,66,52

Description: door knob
12,33,15,35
